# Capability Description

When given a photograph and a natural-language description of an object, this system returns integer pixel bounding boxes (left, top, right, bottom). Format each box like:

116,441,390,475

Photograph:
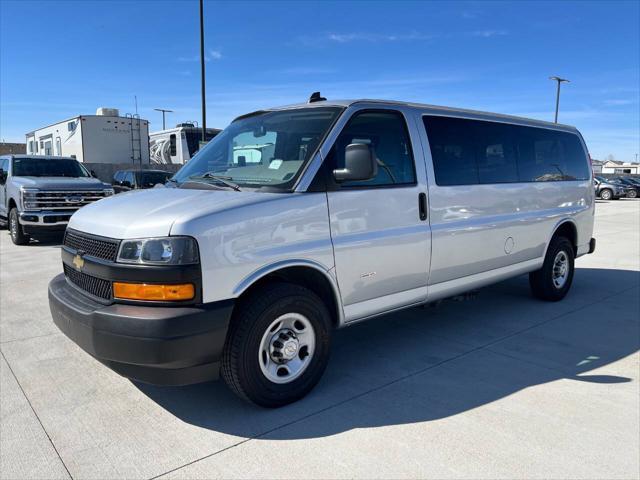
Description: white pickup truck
49,97,595,407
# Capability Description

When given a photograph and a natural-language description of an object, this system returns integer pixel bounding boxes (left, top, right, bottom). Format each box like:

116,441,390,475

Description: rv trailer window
169,134,177,156
67,122,76,132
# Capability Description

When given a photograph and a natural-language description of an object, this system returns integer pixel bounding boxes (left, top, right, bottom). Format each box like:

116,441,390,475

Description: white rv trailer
149,123,220,164
25,108,150,164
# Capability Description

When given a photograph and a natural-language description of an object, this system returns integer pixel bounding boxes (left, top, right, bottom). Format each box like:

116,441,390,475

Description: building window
68,121,76,132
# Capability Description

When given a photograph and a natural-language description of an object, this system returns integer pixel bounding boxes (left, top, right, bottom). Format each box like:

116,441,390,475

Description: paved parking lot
1,199,638,480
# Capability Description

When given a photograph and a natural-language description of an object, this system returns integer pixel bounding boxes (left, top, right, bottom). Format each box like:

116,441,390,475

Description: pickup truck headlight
117,237,199,265
21,188,40,210
103,188,115,196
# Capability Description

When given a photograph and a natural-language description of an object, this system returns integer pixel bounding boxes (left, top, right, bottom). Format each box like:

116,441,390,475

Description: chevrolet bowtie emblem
72,254,85,271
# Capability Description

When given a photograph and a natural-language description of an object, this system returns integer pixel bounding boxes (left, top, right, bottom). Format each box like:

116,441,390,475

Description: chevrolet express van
49,97,596,407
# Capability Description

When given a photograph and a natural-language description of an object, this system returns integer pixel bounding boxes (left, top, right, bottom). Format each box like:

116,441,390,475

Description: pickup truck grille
22,190,109,211
63,264,112,300
64,230,120,262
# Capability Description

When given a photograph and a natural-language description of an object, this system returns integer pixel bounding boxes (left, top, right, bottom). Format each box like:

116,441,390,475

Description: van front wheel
529,236,574,302
221,283,332,407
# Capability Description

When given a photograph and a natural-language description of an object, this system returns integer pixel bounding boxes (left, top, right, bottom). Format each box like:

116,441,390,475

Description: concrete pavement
1,199,638,479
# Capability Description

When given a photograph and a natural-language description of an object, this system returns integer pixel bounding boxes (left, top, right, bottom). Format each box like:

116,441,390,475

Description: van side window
517,128,590,181
328,110,416,187
474,121,519,184
423,116,589,185
423,116,478,186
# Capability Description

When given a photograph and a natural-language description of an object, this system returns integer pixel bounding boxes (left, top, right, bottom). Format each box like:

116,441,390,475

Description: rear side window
328,110,416,188
423,116,589,185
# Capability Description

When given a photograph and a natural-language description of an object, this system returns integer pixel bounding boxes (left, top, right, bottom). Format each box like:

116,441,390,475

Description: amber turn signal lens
113,282,195,301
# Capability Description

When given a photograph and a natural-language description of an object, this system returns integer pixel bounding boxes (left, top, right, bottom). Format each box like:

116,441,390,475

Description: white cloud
604,99,636,106
177,49,222,63
471,30,508,38
325,31,434,43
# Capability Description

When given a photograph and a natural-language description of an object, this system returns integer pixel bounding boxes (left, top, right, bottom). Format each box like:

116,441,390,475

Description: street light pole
549,76,570,123
199,0,207,143
154,108,173,130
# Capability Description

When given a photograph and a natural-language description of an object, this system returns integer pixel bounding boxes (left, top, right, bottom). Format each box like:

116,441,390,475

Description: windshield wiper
188,172,241,191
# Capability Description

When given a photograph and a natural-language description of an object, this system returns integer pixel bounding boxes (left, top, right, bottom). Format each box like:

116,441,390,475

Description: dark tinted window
474,121,519,184
423,116,478,185
516,128,589,181
329,110,416,187
423,116,589,185
139,171,170,187
11,157,89,177
123,171,135,187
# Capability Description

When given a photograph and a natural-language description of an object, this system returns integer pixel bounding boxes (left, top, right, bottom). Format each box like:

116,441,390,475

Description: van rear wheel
221,283,332,407
529,236,574,302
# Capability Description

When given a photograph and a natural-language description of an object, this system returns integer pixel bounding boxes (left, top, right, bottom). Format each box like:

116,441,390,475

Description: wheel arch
546,219,579,258
233,260,344,328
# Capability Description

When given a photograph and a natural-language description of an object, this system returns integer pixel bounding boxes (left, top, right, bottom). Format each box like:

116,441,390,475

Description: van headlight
117,237,199,265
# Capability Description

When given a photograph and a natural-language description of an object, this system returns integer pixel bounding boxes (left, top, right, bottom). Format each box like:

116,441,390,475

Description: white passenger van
49,96,595,407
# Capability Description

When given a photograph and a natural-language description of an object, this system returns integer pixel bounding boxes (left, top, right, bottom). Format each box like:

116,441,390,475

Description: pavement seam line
151,282,638,480
0,331,62,345
0,350,74,480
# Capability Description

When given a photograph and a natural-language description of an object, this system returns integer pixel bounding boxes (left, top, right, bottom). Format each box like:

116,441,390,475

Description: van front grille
63,264,112,300
64,230,120,262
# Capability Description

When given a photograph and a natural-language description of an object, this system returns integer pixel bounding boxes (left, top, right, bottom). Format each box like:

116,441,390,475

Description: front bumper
49,273,234,385
20,211,73,233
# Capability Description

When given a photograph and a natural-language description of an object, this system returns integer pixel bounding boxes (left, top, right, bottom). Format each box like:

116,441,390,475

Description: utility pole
154,108,173,130
549,76,570,123
199,0,207,143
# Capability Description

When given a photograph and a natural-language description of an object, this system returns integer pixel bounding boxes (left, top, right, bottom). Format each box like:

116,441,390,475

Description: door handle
418,192,427,221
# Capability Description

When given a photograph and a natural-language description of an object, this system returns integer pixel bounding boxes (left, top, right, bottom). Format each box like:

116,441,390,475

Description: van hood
12,176,109,190
68,187,281,239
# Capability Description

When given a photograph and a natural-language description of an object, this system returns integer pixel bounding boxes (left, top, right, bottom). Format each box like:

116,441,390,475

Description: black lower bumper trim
48,273,234,385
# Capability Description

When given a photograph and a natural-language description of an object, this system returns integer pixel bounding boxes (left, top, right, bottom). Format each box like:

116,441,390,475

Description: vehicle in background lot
0,155,113,245
112,169,172,193
614,177,640,198
49,97,595,407
25,107,150,164
149,123,221,164
594,176,629,200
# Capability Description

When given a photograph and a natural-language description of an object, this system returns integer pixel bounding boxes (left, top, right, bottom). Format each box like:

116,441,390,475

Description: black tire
221,282,332,408
9,208,30,245
529,236,574,302
599,189,612,200
628,190,638,199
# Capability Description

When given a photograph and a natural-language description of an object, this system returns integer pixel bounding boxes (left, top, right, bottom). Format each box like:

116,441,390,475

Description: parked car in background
594,176,628,200
49,98,596,407
614,177,640,198
0,155,113,244
112,169,172,193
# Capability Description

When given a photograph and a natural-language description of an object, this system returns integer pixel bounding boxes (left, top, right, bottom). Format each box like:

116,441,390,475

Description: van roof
260,99,578,131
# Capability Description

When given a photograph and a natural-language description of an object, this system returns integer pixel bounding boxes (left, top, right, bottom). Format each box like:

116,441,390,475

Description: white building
601,160,640,175
26,108,150,164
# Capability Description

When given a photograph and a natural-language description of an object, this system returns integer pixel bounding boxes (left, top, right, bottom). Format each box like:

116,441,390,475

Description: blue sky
1,0,638,161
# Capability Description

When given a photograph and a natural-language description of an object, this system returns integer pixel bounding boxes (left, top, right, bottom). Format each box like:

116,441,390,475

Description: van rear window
423,116,590,186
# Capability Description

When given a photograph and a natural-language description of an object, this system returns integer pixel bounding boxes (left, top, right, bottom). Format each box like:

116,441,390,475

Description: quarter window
328,110,416,187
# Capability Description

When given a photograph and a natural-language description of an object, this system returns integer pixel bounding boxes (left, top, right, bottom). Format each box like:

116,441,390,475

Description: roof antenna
308,91,326,103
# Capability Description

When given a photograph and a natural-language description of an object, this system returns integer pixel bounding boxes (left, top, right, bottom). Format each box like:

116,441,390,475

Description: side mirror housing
90,170,98,178
333,143,377,182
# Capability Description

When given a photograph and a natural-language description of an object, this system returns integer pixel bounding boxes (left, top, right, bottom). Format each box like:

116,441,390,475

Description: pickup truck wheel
529,236,574,302
9,208,30,245
599,189,612,200
221,283,332,408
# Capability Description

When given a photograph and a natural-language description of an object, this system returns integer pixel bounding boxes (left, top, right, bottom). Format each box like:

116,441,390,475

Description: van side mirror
333,143,377,182
91,170,98,178
0,169,6,185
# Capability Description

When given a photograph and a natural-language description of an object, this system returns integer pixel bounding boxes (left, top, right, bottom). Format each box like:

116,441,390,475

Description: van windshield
173,107,343,190
12,157,90,178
